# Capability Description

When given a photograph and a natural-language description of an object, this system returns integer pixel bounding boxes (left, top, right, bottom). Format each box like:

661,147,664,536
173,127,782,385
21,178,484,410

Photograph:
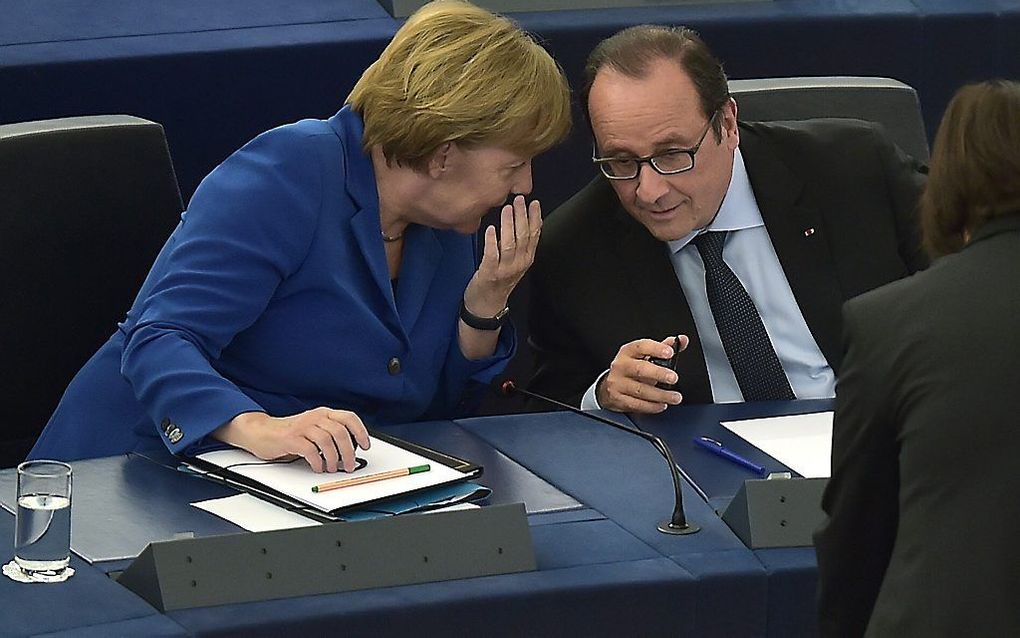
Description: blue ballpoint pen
693,436,767,476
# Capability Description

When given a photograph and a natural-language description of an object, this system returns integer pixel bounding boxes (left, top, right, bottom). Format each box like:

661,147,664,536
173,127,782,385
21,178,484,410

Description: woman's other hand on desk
214,408,370,473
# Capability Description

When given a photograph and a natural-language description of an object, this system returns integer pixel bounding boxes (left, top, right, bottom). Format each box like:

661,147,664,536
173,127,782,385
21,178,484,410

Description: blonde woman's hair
347,0,571,171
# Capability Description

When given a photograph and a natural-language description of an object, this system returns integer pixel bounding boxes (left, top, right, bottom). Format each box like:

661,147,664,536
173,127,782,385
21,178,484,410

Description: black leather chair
729,76,929,162
0,115,184,468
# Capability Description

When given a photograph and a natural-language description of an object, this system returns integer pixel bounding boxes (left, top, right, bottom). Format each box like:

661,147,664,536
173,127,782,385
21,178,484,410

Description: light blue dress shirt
582,148,835,408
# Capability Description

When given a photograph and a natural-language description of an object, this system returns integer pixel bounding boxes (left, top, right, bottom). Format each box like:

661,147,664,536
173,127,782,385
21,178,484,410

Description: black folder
181,430,485,522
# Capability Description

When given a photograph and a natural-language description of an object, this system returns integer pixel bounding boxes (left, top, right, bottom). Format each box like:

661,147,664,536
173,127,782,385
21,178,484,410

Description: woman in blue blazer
30,0,571,472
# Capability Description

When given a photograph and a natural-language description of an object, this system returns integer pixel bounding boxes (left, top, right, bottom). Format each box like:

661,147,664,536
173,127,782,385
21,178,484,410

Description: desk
1,404,827,636
633,399,834,509
0,513,190,636
462,404,832,638
631,399,835,637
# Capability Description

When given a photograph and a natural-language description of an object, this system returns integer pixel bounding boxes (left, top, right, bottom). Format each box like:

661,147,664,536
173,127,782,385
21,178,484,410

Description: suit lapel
609,206,714,403
394,224,442,334
335,106,406,341
739,123,845,370
350,209,400,320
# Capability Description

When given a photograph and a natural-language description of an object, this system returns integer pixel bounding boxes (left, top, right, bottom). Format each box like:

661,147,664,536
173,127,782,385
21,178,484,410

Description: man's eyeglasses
592,110,719,180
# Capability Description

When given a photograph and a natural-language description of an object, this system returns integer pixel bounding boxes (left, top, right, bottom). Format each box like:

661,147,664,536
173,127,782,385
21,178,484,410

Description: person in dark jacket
815,79,1020,637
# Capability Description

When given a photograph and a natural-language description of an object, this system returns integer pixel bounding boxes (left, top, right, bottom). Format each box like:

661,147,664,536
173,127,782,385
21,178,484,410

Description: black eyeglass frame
592,109,720,181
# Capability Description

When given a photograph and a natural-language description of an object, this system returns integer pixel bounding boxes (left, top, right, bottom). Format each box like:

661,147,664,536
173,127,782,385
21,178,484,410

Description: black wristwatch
459,299,510,330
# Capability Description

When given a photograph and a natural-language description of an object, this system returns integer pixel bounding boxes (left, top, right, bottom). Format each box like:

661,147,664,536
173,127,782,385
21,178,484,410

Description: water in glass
15,493,72,572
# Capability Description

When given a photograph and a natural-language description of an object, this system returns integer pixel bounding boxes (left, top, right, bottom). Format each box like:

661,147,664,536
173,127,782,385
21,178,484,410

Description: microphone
497,379,700,536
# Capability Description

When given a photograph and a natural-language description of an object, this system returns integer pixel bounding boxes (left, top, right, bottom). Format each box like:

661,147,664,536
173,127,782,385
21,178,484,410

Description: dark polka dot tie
693,230,795,402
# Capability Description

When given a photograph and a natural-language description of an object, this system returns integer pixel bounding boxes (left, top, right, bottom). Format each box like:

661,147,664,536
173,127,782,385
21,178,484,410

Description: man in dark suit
815,80,1020,637
528,25,926,411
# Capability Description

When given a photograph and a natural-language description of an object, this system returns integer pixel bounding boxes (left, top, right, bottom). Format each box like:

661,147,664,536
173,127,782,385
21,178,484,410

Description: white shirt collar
666,147,763,254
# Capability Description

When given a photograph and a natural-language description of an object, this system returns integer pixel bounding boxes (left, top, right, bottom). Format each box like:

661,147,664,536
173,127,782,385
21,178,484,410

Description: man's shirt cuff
580,370,610,411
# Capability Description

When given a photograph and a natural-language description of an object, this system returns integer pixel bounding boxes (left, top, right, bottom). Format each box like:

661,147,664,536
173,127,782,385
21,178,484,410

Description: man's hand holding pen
596,335,689,413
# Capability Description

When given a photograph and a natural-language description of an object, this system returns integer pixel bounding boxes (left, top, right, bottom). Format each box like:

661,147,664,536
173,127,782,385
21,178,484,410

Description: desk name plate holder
117,503,534,611
719,476,828,549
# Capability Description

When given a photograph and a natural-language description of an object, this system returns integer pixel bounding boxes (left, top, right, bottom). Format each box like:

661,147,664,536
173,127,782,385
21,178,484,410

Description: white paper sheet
420,502,479,515
192,493,321,532
194,436,469,513
720,411,834,478
191,493,479,532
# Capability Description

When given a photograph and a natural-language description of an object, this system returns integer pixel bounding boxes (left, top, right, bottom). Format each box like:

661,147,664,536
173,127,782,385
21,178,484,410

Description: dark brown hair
921,79,1020,257
581,25,730,140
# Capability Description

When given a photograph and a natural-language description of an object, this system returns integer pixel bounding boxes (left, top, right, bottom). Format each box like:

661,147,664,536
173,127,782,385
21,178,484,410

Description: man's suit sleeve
526,252,600,408
874,126,929,273
814,296,900,637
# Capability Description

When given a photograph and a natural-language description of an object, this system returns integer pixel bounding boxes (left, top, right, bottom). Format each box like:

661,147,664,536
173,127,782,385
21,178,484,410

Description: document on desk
720,411,834,478
192,493,480,532
193,493,322,532
190,435,472,514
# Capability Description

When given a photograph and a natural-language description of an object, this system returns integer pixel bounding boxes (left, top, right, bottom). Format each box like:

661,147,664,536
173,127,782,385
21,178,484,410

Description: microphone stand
501,381,700,536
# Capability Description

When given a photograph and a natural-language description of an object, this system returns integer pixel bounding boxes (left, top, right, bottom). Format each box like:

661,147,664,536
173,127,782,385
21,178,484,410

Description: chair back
729,76,929,162
0,115,184,467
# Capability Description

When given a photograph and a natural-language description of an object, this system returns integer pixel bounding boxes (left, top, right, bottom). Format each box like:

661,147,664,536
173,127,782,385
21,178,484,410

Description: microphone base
657,520,701,535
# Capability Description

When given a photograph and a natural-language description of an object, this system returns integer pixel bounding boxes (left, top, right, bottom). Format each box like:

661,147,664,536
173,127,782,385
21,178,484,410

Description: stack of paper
189,435,474,514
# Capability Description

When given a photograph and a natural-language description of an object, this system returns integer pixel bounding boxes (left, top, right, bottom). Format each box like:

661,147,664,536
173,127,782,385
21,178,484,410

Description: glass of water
15,460,72,575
